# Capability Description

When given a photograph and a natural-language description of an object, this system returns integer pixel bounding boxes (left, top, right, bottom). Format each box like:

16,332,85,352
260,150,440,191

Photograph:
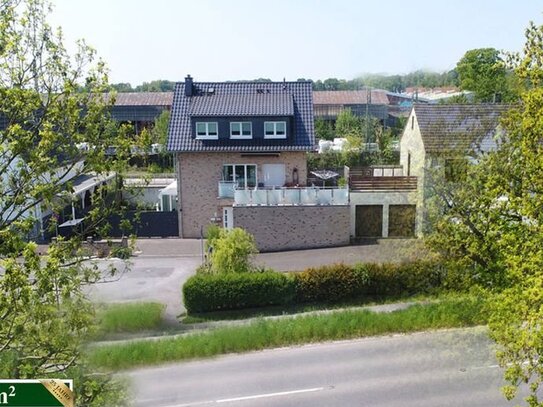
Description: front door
355,205,383,237
261,164,286,187
223,207,233,229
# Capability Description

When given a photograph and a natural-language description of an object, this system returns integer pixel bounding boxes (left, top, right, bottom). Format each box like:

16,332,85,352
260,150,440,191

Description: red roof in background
112,92,173,106
313,90,389,105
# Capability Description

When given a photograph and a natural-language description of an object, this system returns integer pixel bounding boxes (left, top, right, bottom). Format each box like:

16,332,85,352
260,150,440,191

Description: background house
313,89,390,126
110,92,173,135
400,103,510,234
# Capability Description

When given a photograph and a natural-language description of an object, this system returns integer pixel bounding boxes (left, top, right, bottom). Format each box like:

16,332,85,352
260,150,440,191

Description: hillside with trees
111,71,460,93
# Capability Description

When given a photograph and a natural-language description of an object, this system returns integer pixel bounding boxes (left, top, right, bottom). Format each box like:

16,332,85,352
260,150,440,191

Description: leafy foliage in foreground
0,1,129,405
427,20,543,407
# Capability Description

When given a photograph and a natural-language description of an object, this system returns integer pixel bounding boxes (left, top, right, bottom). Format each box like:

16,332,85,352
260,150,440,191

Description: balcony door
262,164,285,187
222,164,257,188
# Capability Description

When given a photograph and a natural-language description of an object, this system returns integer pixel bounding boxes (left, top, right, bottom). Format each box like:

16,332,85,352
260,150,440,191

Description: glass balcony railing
234,187,349,206
218,181,236,198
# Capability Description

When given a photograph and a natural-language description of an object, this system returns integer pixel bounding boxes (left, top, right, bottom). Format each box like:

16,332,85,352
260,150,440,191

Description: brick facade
177,151,308,238
233,205,350,252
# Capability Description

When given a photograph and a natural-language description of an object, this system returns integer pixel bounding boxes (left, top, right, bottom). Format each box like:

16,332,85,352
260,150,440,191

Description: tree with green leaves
311,71,459,92
150,109,173,169
314,117,334,140
0,0,129,404
201,227,258,274
151,110,170,146
110,82,133,92
134,79,175,92
456,48,514,102
334,108,361,138
428,21,543,407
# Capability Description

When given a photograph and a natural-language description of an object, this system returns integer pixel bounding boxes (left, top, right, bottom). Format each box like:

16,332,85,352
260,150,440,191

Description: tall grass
97,302,165,334
89,296,486,370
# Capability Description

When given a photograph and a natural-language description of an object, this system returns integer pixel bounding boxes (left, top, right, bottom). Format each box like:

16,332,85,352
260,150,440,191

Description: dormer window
196,122,218,139
264,121,287,139
230,122,252,139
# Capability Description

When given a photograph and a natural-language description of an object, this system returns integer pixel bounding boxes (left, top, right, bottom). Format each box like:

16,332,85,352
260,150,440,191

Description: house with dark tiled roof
399,103,509,234
167,76,351,250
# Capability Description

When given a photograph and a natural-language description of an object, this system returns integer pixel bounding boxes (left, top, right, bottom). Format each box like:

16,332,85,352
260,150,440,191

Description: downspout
177,153,183,237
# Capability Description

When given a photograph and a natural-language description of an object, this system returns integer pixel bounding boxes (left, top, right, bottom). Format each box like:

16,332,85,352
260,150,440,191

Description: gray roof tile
190,93,294,116
110,92,173,106
414,104,510,153
167,81,315,152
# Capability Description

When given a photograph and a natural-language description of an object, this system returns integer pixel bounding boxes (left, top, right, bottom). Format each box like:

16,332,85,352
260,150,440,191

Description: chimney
185,74,193,97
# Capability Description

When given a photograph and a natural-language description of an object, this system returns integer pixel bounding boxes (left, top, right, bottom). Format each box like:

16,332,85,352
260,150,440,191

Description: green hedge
183,272,295,313
294,260,445,303
183,260,454,314
354,261,446,297
294,263,367,303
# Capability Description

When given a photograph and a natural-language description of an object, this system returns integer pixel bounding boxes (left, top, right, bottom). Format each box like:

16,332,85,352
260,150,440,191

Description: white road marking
216,387,326,403
470,364,500,370
469,360,532,371
139,386,328,407
159,401,213,407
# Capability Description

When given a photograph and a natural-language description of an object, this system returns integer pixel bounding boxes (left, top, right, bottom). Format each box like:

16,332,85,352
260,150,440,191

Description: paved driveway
88,238,430,322
135,238,429,271
87,255,200,323
255,239,429,271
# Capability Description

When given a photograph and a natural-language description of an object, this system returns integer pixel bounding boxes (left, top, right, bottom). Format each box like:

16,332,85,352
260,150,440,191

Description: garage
388,205,416,237
355,205,383,237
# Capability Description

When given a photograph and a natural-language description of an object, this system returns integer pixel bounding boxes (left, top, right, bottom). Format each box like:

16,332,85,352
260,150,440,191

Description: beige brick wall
177,151,308,238
233,205,350,252
400,110,426,236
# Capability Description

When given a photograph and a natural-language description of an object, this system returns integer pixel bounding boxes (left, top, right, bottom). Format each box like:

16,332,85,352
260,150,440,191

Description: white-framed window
264,121,287,139
230,122,252,139
222,164,257,188
195,122,218,139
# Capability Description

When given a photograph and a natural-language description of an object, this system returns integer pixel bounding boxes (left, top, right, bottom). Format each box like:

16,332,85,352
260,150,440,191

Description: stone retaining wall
233,205,350,252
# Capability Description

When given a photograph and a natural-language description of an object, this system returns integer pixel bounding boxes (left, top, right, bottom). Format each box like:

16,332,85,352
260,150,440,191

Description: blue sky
49,0,543,85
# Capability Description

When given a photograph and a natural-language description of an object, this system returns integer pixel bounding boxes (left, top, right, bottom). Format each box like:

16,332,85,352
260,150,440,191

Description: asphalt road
128,327,524,407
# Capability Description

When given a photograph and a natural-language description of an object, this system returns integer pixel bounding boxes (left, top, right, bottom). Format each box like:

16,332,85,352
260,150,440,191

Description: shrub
294,263,367,303
199,227,258,275
204,224,221,247
293,260,447,304
110,245,131,259
185,260,458,314
355,260,446,297
183,272,295,313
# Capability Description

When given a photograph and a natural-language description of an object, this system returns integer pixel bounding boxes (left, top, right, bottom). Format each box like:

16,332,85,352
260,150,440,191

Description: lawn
89,295,486,370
